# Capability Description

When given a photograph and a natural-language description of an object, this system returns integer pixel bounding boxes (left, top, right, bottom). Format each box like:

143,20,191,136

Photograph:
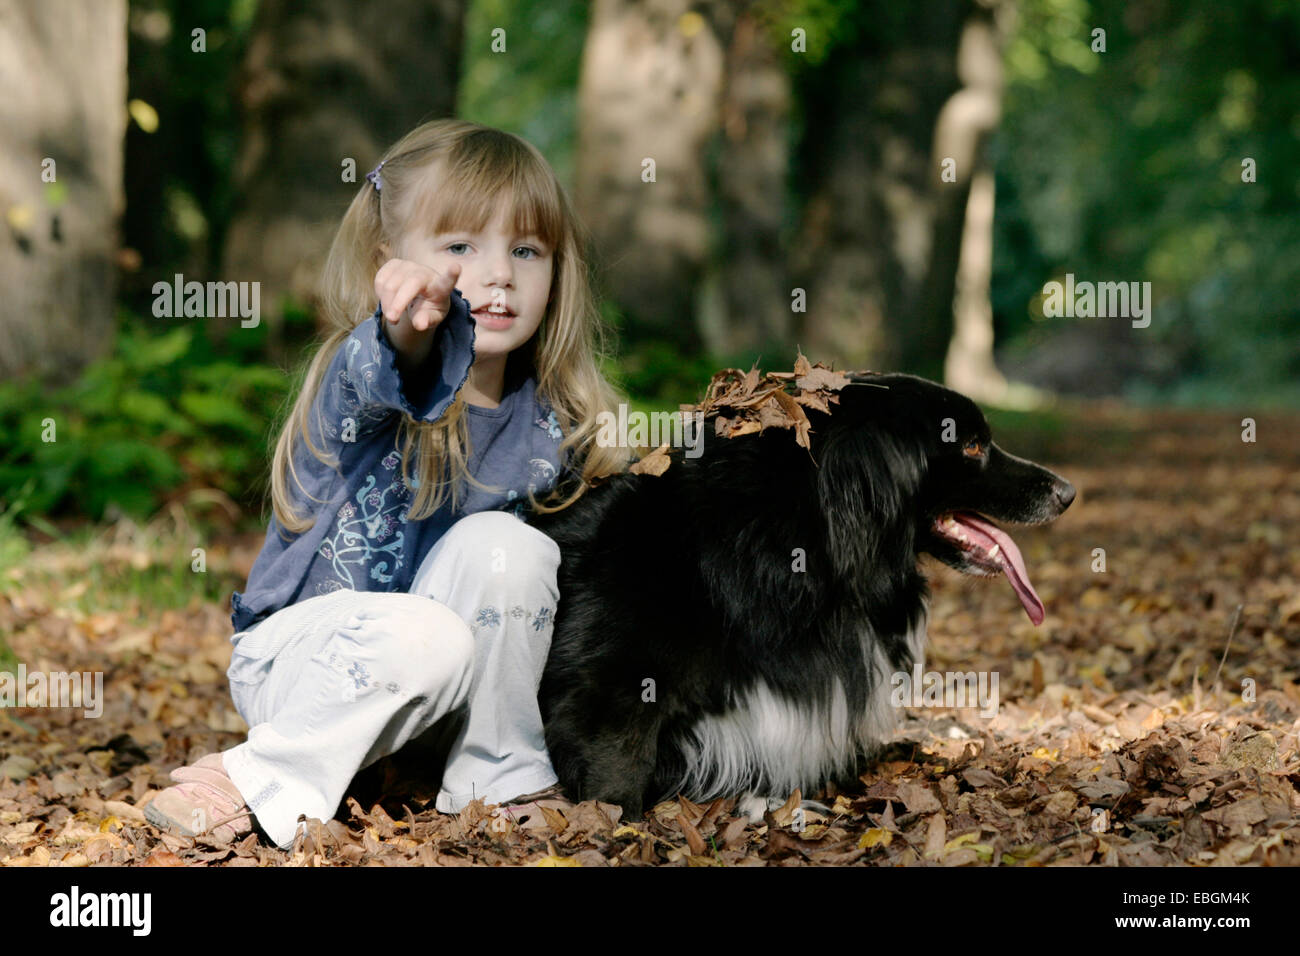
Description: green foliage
0,480,39,578
994,0,1300,403
0,482,41,668
458,0,590,189
0,310,290,524
754,0,862,66
617,341,729,409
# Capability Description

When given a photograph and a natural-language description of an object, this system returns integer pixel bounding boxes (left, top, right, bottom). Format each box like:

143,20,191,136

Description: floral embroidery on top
507,457,560,512
536,410,563,440
329,337,393,435
314,577,347,597
317,464,411,588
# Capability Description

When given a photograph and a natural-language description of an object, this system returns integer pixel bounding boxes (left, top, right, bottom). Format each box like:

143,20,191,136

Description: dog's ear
816,423,925,575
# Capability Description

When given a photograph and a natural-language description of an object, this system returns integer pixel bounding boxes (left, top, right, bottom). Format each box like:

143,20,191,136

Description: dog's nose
1055,482,1076,510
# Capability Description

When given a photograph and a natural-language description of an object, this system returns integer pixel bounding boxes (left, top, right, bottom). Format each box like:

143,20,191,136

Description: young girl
144,119,626,850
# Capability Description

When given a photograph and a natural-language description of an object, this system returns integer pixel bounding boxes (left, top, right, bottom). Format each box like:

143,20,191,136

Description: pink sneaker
143,752,255,845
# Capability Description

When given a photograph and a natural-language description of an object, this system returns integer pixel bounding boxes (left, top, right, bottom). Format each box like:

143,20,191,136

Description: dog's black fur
530,373,1074,820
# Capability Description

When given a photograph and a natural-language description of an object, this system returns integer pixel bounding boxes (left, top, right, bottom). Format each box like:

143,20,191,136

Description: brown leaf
760,829,809,861
960,767,1005,789
795,365,850,393
676,793,707,825
811,842,867,865
922,814,947,860
678,813,707,856
1221,732,1279,771
698,798,729,830
141,849,186,867
718,817,750,849
791,391,830,414
1202,796,1268,832
563,801,615,836
540,805,569,834
628,443,672,476
895,782,943,815
770,390,812,448
765,789,802,828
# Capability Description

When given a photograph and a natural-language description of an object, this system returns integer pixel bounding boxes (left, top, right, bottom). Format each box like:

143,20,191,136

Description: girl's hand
374,258,463,333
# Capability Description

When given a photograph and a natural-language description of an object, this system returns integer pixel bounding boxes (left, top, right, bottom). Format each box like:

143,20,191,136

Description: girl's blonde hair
270,119,627,534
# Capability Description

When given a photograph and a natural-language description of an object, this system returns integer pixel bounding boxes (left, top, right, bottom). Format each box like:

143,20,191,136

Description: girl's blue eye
446,242,540,257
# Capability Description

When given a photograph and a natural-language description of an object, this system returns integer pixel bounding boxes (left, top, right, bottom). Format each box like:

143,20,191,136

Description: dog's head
813,373,1074,624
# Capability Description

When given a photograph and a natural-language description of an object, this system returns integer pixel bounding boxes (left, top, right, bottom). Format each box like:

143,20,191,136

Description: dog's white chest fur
666,615,927,821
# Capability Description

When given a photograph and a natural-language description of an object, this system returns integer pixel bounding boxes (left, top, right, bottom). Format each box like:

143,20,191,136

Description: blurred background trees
0,0,127,385
1,0,1297,528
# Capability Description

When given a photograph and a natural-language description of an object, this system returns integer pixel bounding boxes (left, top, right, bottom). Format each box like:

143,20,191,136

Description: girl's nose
484,251,513,286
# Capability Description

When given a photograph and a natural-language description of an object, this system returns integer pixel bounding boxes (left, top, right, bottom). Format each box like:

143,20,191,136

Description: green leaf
179,390,255,431
118,391,177,428
122,327,193,371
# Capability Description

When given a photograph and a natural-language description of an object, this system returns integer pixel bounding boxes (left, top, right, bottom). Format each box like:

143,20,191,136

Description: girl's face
393,203,553,362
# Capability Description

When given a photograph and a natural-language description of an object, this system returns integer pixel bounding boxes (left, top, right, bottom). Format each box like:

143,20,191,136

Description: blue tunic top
229,289,566,636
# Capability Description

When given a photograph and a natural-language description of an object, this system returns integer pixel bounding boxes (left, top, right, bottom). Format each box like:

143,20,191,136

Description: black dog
531,373,1074,821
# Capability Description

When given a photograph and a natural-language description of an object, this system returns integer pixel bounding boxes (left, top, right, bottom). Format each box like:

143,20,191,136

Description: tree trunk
791,0,997,376
705,5,793,360
909,5,1007,383
0,0,127,384
574,0,725,349
944,166,1009,401
220,0,464,358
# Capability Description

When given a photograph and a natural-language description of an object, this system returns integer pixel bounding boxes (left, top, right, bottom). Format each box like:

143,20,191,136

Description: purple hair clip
365,160,385,192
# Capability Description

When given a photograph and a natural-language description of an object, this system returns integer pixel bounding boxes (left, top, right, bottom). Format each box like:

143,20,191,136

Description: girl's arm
374,258,462,367
308,292,475,446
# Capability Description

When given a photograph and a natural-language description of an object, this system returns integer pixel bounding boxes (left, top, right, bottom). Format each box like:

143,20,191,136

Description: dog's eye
963,439,984,458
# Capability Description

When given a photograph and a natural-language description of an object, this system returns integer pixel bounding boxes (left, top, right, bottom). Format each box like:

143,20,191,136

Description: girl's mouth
472,305,516,330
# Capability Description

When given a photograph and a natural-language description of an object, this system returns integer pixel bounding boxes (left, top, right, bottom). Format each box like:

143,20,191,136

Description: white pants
220,511,561,849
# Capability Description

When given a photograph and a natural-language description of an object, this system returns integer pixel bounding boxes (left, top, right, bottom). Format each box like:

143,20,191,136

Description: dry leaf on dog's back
770,389,812,448
717,418,761,438
790,350,850,390
628,443,672,476
683,351,860,453
792,391,831,413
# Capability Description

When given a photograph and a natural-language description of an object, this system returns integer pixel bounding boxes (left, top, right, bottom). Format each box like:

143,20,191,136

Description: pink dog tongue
953,512,1045,625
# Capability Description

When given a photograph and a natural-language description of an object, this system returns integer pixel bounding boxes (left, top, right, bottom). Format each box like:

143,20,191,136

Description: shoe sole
144,801,198,837
144,801,253,845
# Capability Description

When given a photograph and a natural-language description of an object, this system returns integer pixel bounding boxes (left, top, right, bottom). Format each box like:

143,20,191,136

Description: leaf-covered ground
1,403,1298,866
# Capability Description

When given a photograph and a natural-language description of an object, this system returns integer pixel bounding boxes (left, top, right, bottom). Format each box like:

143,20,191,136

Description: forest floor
1,400,1299,866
